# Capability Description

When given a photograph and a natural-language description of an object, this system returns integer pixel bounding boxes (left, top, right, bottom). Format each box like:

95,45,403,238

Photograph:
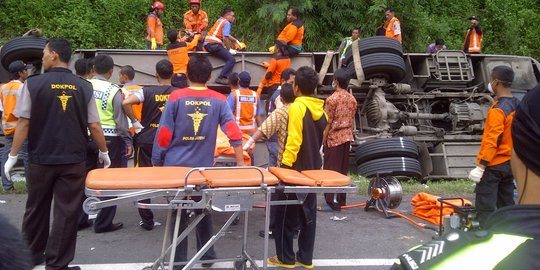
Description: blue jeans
266,140,279,167
1,136,29,190
204,43,235,78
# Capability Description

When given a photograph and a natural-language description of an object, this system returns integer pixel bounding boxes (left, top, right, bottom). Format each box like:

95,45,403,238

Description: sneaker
214,77,229,85
267,256,296,269
139,220,154,231
296,260,314,269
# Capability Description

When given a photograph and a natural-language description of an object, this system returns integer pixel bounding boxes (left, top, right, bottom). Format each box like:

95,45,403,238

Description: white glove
132,121,144,134
4,154,18,181
468,166,485,183
243,138,255,151
319,146,324,158
229,49,237,55
98,150,111,168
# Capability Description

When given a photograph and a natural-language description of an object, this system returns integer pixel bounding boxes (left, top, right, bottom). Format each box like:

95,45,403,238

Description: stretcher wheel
367,176,403,209
83,197,101,215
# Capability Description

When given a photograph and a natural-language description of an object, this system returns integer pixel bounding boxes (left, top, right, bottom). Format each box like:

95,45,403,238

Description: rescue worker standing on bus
4,38,110,270
384,7,402,44
227,71,263,136
204,7,238,85
147,1,165,50
276,7,304,57
88,54,132,233
183,0,208,34
256,42,291,99
463,16,483,53
468,65,520,226
166,29,200,88
123,59,176,231
0,60,30,192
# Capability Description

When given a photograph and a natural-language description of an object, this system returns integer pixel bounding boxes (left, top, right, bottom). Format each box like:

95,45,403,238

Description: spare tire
359,36,403,56
357,157,422,178
355,137,419,165
346,53,406,83
1,36,47,70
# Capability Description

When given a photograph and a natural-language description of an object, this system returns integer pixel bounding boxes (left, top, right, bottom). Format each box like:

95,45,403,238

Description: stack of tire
355,137,421,179
342,36,406,83
1,36,47,70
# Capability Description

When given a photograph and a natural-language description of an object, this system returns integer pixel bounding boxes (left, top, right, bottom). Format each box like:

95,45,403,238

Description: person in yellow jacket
0,60,31,192
146,1,165,50
384,7,402,44
463,16,483,53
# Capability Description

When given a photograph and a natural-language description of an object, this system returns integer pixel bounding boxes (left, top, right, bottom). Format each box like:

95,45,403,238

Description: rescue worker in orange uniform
384,7,402,44
463,16,483,53
119,65,144,135
146,1,165,50
468,65,520,226
276,7,304,57
257,42,291,98
204,7,238,85
227,71,263,136
183,0,208,34
166,29,201,88
0,60,30,192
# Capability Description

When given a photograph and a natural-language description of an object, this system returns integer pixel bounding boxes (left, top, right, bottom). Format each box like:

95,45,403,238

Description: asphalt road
0,192,440,270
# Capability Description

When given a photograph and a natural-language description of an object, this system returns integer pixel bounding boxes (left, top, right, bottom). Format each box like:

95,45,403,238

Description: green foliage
0,0,539,59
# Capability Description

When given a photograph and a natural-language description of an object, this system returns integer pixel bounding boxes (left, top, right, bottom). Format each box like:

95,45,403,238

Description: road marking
34,259,396,269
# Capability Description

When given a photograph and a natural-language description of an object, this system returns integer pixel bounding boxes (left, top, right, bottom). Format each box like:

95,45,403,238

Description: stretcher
84,166,357,270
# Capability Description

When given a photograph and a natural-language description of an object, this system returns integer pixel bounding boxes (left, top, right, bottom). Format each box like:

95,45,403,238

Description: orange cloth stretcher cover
301,170,351,187
215,128,253,165
269,167,317,186
86,167,206,190
201,168,279,187
410,192,472,225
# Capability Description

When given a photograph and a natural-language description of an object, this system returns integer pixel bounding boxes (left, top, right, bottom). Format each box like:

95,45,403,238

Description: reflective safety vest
0,80,24,135
232,89,258,134
90,78,120,136
204,17,228,44
385,17,401,43
121,84,143,122
464,27,482,53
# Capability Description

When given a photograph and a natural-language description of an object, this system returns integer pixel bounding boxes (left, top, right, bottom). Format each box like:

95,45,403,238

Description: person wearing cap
204,7,238,85
226,71,264,136
276,7,304,57
183,0,208,34
384,7,402,44
463,16,482,53
426,38,447,54
0,60,31,192
147,1,165,50
468,65,520,226
4,38,109,270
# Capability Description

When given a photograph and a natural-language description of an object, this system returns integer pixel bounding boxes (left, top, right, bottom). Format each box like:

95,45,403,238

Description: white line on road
33,259,396,269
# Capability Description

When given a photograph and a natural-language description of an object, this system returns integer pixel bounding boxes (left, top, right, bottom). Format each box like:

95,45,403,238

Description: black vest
27,67,93,165
292,109,327,171
136,85,176,145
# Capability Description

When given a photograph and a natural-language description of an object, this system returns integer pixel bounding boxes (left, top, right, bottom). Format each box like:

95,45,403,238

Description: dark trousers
204,43,235,78
171,202,217,269
273,192,316,265
284,45,300,57
23,162,86,270
475,161,515,226
323,142,350,210
136,143,154,225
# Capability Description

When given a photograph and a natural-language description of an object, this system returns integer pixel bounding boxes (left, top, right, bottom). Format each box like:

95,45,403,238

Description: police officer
88,54,132,233
4,38,110,270
122,59,176,230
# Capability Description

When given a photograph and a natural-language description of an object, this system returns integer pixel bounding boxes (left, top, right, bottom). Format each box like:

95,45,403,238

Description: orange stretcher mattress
202,168,279,187
269,167,351,187
86,167,206,190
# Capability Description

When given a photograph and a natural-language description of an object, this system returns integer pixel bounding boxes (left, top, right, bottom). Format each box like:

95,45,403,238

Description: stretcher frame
84,166,357,270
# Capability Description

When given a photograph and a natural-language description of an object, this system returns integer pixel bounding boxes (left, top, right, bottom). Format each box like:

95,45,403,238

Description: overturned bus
2,36,539,179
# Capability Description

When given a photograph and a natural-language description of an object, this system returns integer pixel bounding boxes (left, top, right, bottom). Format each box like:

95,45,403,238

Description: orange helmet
152,1,165,10
189,0,201,4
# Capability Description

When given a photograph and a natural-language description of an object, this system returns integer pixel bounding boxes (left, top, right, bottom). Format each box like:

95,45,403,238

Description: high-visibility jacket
258,54,291,93
91,78,121,136
231,89,259,134
0,80,23,135
121,83,144,129
463,26,482,53
476,97,520,167
183,9,209,32
204,17,229,44
385,17,401,43
277,19,304,47
167,36,200,74
147,13,163,45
